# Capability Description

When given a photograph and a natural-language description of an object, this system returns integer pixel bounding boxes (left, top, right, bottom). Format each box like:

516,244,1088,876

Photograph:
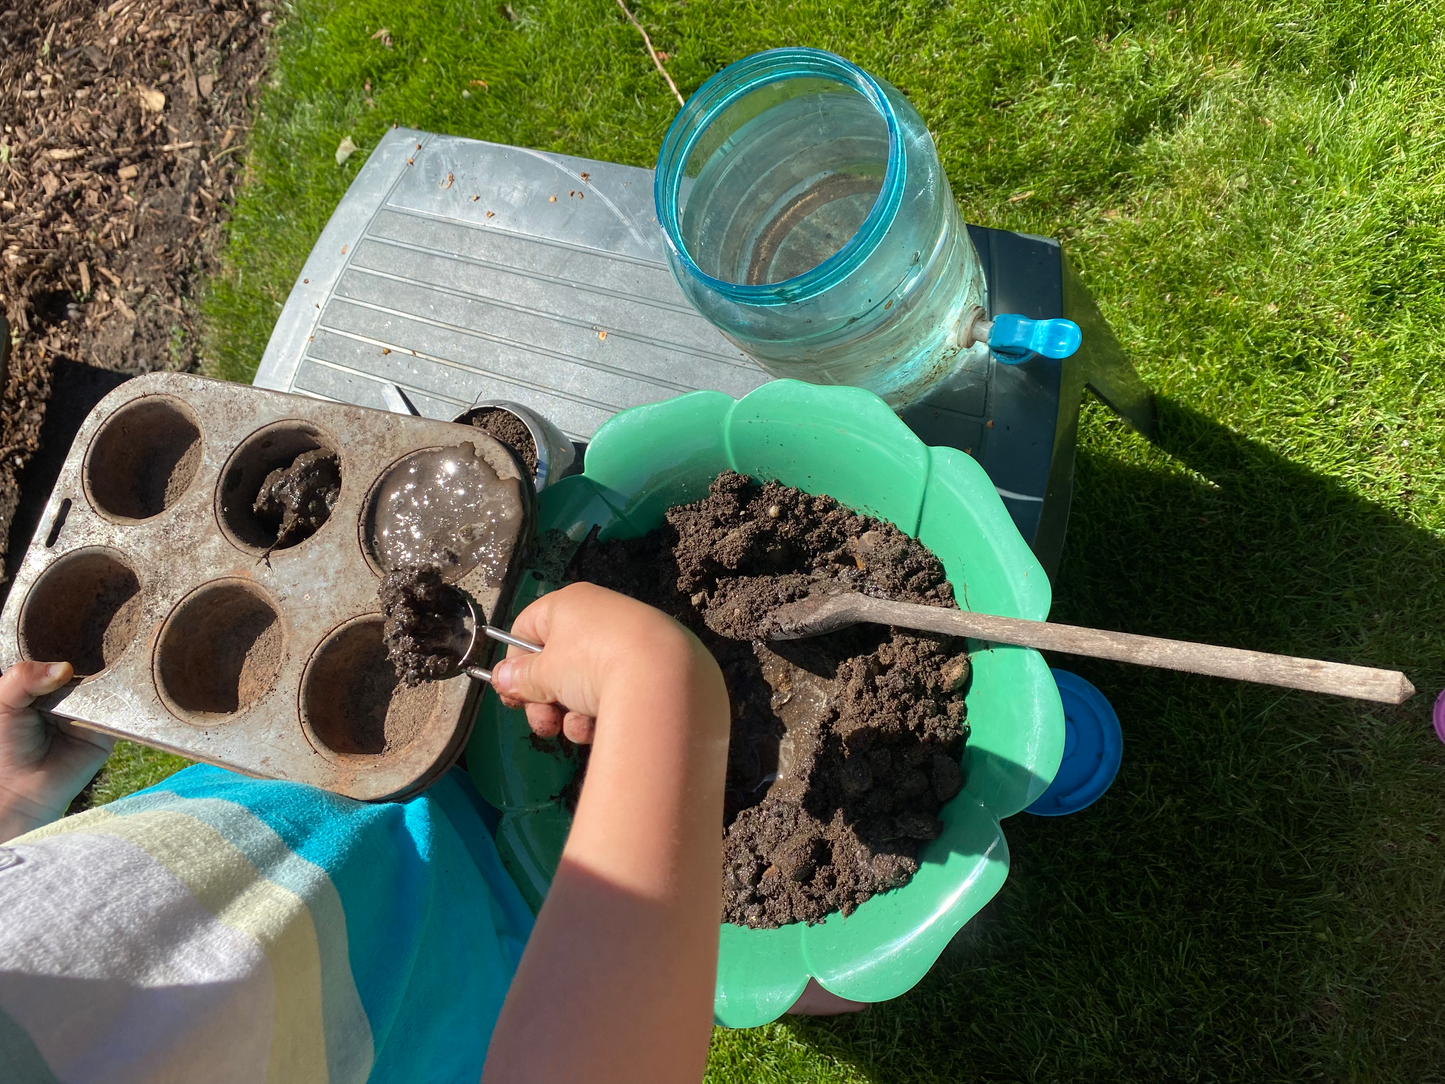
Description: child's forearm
567,640,730,901
484,635,729,1084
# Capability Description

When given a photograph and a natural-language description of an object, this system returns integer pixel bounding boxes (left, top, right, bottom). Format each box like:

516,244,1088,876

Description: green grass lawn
95,0,1445,1078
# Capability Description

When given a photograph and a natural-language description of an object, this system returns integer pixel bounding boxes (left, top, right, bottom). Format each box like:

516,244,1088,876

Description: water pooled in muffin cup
367,443,523,686
368,443,521,583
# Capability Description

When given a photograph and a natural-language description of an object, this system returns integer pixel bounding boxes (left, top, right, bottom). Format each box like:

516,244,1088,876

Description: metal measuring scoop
452,593,541,683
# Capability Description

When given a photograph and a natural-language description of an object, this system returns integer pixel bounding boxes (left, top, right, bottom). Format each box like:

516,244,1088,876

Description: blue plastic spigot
979,313,1083,364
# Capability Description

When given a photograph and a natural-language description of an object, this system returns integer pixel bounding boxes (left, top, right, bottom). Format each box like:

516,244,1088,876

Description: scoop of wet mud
379,565,467,686
567,470,971,928
253,448,340,548
468,407,538,477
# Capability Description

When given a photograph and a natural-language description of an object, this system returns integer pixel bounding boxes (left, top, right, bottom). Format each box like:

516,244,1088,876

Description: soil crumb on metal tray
253,448,341,548
468,407,539,477
569,470,971,928
379,565,465,686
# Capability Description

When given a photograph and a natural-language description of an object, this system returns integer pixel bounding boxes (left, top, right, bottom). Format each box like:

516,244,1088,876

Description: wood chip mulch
0,0,270,568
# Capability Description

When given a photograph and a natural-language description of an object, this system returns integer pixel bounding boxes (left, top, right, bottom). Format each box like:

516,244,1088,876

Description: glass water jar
654,48,989,408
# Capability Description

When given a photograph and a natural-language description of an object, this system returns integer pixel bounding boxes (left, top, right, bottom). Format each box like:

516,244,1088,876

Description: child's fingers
504,587,562,649
525,702,564,739
561,712,595,744
54,716,117,757
0,661,73,713
495,655,593,741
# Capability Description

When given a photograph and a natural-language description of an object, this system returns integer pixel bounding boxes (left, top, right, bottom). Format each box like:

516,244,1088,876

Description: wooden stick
614,0,685,107
770,593,1416,705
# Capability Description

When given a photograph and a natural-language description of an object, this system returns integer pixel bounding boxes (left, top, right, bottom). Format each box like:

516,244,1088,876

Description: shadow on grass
764,396,1445,1082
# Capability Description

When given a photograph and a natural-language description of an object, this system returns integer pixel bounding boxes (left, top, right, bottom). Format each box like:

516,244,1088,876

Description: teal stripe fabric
125,765,534,1083
109,791,374,1084
3,765,533,1083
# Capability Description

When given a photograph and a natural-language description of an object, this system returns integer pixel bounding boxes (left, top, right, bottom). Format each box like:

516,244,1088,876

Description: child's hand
484,583,730,1084
491,582,714,745
0,662,115,841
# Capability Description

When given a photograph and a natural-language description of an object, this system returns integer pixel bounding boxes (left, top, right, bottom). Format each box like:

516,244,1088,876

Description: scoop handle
465,626,543,685
485,626,543,653
838,596,1415,705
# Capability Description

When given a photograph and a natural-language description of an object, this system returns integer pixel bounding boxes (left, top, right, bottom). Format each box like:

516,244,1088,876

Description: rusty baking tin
1,373,534,801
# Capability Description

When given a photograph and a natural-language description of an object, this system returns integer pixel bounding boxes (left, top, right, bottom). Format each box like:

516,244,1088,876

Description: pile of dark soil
467,407,538,477
571,471,971,928
379,565,465,686
0,0,270,572
254,448,340,548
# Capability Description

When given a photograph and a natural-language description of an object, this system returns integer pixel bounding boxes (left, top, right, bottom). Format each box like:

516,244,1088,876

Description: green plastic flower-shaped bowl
467,380,1064,1027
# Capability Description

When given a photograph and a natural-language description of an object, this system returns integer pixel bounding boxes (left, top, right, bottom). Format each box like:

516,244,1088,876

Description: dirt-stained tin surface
0,373,534,800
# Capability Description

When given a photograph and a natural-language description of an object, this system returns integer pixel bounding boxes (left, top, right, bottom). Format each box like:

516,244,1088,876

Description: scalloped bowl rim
467,380,1065,1026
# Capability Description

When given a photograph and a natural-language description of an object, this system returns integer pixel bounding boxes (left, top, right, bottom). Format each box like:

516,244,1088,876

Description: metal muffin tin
0,372,535,801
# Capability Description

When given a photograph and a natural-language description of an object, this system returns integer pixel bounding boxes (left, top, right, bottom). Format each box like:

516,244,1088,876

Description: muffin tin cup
1,373,534,801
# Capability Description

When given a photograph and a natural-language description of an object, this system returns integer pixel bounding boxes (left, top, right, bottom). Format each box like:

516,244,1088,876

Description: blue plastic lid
1025,669,1123,816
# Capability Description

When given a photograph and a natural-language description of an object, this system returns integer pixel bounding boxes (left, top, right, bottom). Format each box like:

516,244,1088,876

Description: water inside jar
679,77,889,286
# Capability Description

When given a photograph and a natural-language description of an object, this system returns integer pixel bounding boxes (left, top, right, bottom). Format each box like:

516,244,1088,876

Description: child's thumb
490,653,551,704
0,661,73,711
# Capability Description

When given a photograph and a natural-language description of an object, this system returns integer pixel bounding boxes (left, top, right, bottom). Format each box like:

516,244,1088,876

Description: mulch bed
0,0,270,572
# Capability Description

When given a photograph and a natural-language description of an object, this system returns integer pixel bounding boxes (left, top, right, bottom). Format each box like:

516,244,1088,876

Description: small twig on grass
614,0,684,107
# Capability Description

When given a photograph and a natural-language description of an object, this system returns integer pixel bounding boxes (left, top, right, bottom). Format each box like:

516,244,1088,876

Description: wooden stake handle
776,595,1415,705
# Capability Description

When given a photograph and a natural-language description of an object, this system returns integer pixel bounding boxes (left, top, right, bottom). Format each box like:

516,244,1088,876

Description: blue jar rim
654,48,905,306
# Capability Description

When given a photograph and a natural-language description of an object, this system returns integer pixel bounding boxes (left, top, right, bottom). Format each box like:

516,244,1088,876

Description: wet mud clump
572,470,970,928
379,566,465,686
468,408,538,477
253,449,341,548
529,527,588,585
